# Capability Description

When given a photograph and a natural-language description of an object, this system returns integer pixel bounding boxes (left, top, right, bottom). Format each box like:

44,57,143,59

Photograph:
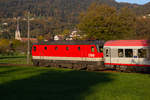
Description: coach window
125,49,133,57
55,47,58,50
78,47,80,51
44,47,47,50
118,49,124,57
91,46,94,52
33,46,36,51
66,47,69,51
138,49,147,58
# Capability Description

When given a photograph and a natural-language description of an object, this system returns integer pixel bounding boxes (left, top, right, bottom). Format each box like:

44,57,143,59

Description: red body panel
32,45,103,58
105,63,150,67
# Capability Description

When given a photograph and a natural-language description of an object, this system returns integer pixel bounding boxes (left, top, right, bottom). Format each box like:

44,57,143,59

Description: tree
11,39,23,52
61,29,70,40
118,7,136,39
136,17,150,39
0,39,10,55
37,35,44,41
77,4,136,40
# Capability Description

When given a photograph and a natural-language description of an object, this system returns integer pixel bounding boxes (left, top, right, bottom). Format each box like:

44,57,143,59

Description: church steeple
15,17,21,40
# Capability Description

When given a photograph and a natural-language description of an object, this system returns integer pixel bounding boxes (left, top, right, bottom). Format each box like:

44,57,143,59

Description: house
66,31,80,40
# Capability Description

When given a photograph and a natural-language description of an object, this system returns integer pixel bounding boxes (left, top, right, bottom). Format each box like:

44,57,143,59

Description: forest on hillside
0,0,150,39
0,0,150,18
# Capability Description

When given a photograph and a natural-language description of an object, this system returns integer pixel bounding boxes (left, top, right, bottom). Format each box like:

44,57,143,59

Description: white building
54,35,60,40
66,31,80,40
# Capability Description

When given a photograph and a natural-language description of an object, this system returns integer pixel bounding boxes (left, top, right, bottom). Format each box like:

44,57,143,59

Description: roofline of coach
104,40,150,47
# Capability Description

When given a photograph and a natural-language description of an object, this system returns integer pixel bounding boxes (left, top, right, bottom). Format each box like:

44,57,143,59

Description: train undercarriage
32,59,105,71
32,59,150,73
105,65,150,73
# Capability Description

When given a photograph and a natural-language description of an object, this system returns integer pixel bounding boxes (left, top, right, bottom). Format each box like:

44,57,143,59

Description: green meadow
0,55,31,64
0,65,150,100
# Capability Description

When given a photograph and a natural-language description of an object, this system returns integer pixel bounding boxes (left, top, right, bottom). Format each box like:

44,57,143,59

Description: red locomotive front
32,40,104,70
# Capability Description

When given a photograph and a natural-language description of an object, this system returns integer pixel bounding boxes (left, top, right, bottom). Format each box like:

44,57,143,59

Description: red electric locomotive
32,40,104,70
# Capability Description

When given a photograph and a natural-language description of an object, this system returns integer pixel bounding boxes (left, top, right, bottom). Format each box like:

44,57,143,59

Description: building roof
21,38,38,43
104,40,150,47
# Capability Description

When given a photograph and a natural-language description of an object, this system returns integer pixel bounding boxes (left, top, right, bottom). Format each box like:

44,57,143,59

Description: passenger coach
104,40,150,72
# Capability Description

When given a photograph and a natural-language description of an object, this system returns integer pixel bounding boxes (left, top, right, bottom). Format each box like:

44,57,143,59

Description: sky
115,0,150,5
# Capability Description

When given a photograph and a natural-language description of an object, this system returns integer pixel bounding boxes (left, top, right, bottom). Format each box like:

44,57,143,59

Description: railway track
0,63,123,73
1,63,149,74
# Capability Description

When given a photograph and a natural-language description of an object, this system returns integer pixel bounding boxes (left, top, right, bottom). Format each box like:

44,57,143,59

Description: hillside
0,0,150,39
0,0,149,18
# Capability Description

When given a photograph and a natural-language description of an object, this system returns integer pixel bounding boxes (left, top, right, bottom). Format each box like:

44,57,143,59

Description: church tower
15,18,21,40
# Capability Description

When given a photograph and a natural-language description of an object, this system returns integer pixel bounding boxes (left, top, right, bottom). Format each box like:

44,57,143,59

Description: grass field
0,55,32,64
0,65,150,100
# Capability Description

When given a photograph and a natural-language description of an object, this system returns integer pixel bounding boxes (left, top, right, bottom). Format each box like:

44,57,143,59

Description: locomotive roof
104,40,150,47
33,40,105,46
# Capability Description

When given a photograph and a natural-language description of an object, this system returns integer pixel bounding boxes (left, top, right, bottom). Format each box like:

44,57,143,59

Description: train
32,40,150,72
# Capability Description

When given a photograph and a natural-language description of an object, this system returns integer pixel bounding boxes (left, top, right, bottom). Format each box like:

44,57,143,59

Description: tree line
0,0,150,39
0,2,150,55
78,4,150,40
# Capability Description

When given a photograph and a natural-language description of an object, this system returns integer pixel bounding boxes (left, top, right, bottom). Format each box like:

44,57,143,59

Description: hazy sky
115,0,150,5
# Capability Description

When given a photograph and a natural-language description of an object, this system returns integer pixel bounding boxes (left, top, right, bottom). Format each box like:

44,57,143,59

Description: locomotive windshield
91,47,95,52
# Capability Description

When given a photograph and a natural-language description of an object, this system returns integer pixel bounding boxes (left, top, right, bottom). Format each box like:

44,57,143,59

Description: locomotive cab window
91,46,95,52
118,49,124,57
33,46,36,51
125,49,133,57
138,49,147,58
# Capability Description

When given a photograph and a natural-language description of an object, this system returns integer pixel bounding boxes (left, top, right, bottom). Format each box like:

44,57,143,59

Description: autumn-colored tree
78,3,136,40
37,35,44,41
118,7,136,39
44,33,53,41
61,29,70,39
136,17,150,39
11,39,25,53
0,39,10,55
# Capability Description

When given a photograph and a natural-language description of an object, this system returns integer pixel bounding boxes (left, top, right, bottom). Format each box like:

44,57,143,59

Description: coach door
104,48,111,67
